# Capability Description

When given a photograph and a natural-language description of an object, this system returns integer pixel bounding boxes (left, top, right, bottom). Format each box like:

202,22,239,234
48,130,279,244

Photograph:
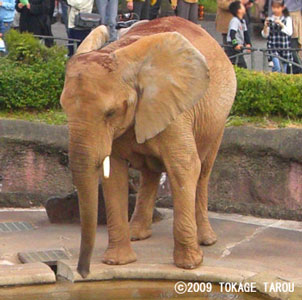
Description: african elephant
60,16,236,278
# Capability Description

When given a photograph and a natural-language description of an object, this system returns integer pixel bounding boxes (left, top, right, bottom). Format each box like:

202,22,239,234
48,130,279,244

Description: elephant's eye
105,109,116,119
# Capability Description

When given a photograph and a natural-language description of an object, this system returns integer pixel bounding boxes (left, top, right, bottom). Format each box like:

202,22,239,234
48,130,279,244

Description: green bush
0,30,67,109
5,29,66,64
1,31,302,117
232,67,302,118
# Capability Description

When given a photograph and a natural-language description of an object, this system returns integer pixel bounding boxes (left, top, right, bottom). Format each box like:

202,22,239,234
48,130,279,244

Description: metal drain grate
18,249,70,266
0,222,34,233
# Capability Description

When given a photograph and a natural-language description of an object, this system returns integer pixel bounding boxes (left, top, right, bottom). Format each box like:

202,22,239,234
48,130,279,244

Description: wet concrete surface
0,280,271,300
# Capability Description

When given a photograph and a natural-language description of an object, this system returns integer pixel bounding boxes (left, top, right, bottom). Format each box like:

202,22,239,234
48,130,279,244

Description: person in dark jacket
15,0,53,47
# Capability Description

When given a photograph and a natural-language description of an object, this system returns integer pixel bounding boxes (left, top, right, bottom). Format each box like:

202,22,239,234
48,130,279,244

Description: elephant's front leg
101,155,137,265
163,148,203,269
130,168,161,241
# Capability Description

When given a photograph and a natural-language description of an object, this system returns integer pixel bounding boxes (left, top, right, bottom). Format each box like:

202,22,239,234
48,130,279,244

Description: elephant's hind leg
162,139,203,269
196,133,224,246
130,168,161,241
101,155,137,265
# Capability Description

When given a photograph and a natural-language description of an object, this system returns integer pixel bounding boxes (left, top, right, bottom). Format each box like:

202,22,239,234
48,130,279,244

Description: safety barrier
222,44,302,73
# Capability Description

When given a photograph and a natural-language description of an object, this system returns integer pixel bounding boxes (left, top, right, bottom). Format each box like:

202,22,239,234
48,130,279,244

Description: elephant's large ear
114,32,210,144
76,25,109,55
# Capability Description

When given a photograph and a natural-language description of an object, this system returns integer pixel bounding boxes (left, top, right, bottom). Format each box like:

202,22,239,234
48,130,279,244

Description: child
262,0,293,73
226,1,252,68
0,32,7,56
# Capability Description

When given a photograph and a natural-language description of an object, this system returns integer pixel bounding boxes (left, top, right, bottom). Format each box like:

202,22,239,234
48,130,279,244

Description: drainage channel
0,222,34,233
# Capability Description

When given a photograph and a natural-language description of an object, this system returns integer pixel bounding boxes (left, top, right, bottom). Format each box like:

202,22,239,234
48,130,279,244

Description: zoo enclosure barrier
222,44,302,73
33,35,81,54
33,34,302,73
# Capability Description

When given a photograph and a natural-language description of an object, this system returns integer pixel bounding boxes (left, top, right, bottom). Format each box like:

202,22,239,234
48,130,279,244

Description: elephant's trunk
74,167,99,278
68,125,111,278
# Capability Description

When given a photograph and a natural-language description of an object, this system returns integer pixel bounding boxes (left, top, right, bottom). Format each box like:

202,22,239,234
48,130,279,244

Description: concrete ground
0,208,301,299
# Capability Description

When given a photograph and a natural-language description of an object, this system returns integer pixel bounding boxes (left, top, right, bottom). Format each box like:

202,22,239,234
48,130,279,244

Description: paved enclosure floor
0,209,301,282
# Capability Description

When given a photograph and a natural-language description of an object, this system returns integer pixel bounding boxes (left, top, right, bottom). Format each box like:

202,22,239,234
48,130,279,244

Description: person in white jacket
262,0,293,72
67,0,94,56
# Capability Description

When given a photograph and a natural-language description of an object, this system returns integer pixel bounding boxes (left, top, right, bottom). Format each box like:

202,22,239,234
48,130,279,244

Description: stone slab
0,262,56,287
0,119,68,151
244,272,297,300
57,260,256,283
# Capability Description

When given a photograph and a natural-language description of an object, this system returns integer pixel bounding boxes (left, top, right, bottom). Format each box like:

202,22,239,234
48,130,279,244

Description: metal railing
33,35,81,54
222,44,302,73
6,33,302,72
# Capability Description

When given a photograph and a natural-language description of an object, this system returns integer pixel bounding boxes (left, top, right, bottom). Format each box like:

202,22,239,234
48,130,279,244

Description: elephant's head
60,25,210,277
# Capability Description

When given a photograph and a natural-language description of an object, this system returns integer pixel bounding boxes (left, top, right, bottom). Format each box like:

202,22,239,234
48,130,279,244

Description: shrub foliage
0,31,302,117
233,67,302,118
0,30,66,109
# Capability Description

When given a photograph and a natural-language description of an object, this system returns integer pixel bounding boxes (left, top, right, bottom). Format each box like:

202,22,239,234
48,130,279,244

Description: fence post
73,40,78,54
251,50,255,70
262,50,267,71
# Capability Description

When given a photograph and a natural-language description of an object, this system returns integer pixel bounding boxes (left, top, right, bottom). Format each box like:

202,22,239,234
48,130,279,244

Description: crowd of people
218,0,302,73
0,0,201,54
0,0,301,72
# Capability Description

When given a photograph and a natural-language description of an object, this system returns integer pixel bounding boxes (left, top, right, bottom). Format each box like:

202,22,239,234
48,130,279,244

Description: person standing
216,0,251,45
15,0,54,47
171,0,198,23
67,0,93,56
226,0,252,68
149,0,161,20
96,0,118,42
127,0,150,20
0,0,15,36
59,0,68,33
262,0,293,72
284,0,302,73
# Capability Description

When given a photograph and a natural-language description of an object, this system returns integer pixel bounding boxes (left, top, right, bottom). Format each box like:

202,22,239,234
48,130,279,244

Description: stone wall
157,127,302,220
1,120,302,220
0,120,72,207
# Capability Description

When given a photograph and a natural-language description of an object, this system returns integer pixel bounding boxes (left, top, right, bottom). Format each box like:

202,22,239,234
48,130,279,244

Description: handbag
74,12,102,29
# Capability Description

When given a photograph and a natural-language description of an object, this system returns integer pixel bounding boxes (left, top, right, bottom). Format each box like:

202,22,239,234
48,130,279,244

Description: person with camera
226,0,252,68
262,0,293,72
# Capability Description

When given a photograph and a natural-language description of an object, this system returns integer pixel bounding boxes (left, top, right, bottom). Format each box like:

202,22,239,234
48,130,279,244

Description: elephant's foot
197,225,217,246
130,222,152,241
174,242,203,269
102,243,137,265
